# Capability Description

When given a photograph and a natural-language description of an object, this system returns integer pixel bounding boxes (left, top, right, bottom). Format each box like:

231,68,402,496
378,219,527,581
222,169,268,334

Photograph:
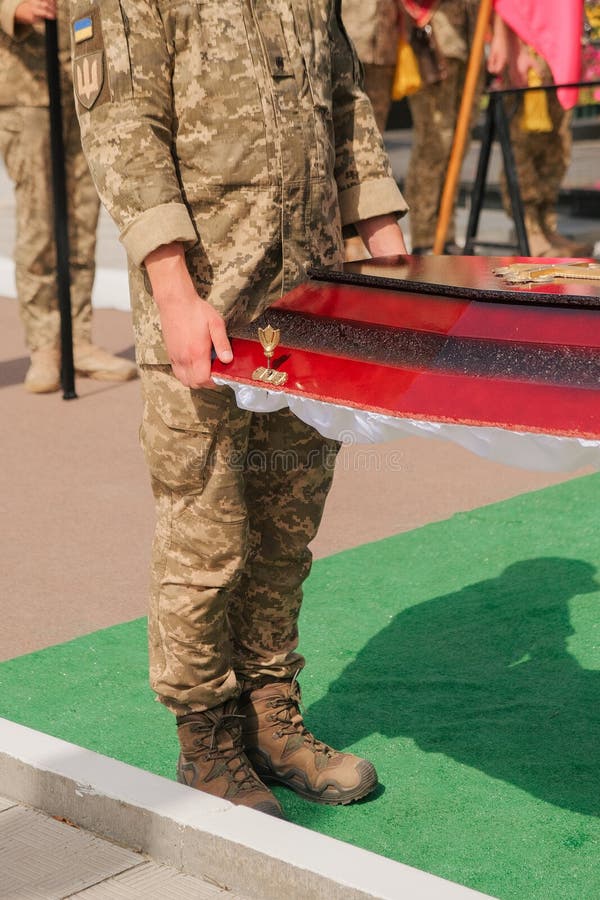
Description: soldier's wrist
145,243,196,306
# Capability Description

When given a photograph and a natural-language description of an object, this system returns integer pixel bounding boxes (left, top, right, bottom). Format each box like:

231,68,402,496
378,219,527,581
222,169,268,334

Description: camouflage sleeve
331,0,408,226
69,0,196,266
0,0,27,37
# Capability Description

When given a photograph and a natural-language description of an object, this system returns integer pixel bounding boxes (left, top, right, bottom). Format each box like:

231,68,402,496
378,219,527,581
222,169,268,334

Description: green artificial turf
2,473,600,899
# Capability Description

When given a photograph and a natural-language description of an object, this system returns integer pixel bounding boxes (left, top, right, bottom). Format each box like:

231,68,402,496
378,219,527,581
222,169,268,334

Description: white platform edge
0,718,493,900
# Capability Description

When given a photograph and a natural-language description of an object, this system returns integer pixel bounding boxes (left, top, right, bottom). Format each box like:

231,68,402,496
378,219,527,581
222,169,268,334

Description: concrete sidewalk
0,795,249,899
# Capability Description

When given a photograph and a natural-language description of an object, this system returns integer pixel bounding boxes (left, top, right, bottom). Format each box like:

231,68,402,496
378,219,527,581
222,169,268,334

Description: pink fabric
494,0,584,108
400,0,439,27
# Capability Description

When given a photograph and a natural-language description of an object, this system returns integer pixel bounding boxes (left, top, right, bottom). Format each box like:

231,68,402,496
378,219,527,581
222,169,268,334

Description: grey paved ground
0,795,248,899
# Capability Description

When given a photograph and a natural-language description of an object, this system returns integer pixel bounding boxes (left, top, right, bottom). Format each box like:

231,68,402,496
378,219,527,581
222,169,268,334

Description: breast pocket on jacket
168,1,272,190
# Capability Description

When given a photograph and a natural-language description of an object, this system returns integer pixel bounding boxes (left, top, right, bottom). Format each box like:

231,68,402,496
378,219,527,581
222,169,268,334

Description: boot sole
257,758,378,806
75,368,138,382
24,383,60,394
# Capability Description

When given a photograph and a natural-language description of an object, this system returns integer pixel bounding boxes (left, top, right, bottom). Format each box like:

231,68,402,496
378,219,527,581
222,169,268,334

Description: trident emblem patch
74,52,104,110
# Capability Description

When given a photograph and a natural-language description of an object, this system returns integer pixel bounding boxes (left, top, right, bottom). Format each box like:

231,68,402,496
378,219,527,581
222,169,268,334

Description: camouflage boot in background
24,346,60,393
240,678,378,805
177,700,284,818
74,342,138,382
538,203,594,257
522,206,554,257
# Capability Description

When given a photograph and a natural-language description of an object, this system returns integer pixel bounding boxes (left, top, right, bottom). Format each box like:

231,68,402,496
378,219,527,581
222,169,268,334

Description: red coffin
211,256,600,441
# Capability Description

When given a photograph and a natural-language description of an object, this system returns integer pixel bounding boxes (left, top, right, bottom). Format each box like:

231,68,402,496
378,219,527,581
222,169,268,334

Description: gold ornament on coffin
252,324,288,386
493,262,600,285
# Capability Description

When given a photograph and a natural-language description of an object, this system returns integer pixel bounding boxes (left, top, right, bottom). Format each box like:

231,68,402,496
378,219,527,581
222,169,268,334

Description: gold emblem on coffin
494,262,600,285
252,324,288,386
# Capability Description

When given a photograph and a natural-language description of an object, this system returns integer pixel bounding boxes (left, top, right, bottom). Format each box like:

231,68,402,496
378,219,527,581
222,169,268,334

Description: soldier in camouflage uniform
489,14,592,257
402,0,482,254
70,0,407,815
504,65,583,257
342,0,403,132
0,0,136,392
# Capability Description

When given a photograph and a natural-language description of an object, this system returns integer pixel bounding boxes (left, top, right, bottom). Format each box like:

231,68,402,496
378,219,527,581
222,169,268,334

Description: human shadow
307,558,600,817
0,355,28,388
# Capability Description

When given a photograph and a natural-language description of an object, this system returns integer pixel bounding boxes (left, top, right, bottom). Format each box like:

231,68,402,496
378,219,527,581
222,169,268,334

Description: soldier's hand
510,41,543,88
145,242,233,389
356,214,408,258
14,0,57,24
159,296,232,388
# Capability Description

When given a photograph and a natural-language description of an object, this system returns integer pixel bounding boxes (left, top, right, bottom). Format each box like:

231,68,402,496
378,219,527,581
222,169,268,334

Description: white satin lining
213,378,600,473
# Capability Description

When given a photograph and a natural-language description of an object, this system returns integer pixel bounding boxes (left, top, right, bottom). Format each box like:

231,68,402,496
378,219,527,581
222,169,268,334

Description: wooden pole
432,0,493,254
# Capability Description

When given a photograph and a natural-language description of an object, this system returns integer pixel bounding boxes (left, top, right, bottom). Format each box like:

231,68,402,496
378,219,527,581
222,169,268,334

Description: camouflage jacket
70,0,407,364
0,0,72,107
342,0,402,67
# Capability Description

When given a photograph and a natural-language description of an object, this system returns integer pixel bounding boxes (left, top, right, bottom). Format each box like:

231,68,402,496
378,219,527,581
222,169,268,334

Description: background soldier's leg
501,108,551,256
229,408,339,685
0,108,61,385
0,107,62,391
536,102,590,255
140,367,252,716
405,60,462,251
63,102,137,381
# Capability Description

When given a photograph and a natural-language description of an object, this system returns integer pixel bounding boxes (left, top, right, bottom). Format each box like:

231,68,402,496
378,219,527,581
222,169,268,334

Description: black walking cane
44,17,77,400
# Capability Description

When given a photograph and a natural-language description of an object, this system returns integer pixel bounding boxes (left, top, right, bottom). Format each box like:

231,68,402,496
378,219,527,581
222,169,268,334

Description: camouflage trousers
405,58,483,248
0,103,99,351
501,90,572,254
140,365,339,716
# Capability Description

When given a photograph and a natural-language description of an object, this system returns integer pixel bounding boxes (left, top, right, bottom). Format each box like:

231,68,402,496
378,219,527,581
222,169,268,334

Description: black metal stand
464,92,529,255
45,19,77,400
464,80,600,257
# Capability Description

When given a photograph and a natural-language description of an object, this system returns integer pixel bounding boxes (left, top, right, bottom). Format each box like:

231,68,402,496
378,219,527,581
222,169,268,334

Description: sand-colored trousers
140,365,340,716
0,104,99,351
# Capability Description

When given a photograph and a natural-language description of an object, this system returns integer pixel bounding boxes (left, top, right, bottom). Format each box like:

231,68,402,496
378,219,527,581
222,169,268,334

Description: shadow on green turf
307,556,600,818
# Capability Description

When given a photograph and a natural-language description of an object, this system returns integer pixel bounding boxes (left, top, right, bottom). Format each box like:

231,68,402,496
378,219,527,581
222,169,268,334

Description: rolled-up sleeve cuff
120,203,198,268
339,177,409,227
0,0,28,37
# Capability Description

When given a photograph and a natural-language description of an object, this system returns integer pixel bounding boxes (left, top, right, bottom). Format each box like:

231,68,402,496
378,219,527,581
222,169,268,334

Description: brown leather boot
240,679,378,805
176,700,283,817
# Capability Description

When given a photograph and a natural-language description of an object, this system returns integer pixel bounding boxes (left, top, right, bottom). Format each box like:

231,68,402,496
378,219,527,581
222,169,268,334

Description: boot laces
190,711,260,790
269,679,334,757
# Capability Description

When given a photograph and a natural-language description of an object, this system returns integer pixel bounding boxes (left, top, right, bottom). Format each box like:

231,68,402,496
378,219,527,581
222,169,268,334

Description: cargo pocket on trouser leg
139,364,252,713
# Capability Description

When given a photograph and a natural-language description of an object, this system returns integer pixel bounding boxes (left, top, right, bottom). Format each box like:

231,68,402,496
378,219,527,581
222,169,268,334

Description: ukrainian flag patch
74,16,93,44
